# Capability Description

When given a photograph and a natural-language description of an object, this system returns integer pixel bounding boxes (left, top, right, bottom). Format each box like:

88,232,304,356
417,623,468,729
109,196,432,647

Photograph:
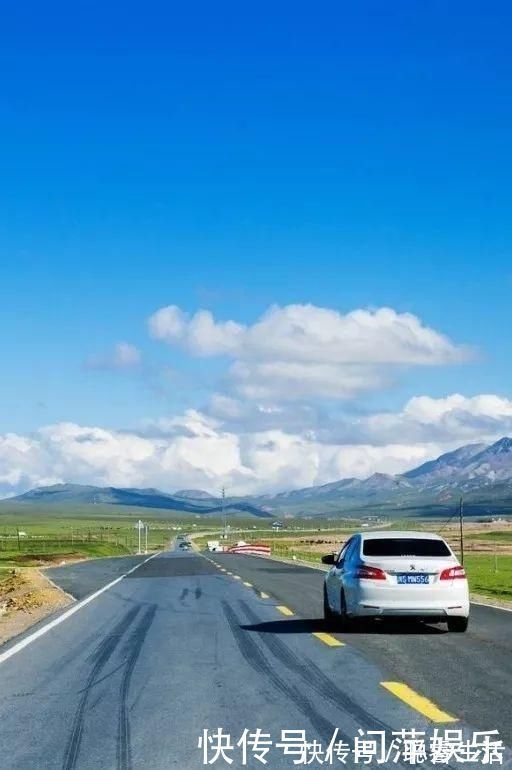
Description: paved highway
208,553,512,746
0,546,509,769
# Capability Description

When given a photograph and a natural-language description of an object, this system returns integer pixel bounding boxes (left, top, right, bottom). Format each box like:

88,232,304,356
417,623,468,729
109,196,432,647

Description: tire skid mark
179,588,189,603
239,600,390,733
117,605,157,770
221,601,341,744
62,607,140,770
237,602,456,770
195,586,202,600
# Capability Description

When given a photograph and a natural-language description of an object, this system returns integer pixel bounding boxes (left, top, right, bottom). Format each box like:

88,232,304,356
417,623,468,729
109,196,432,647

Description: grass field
466,531,512,542
462,554,512,600
0,541,132,572
0,509,179,586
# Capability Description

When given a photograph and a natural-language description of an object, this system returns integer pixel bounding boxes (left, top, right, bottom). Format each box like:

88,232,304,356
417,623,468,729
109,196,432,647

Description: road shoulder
0,568,72,647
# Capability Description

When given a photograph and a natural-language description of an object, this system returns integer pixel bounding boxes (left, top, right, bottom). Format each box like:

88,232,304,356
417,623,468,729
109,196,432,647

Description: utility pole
459,496,464,566
137,520,142,555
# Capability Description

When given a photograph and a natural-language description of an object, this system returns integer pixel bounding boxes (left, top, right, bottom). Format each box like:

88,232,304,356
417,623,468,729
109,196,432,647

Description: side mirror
321,553,335,565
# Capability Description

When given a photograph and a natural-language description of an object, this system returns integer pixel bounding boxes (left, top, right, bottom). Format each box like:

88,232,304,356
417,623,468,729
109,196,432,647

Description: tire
337,589,353,631
447,616,468,633
323,586,334,624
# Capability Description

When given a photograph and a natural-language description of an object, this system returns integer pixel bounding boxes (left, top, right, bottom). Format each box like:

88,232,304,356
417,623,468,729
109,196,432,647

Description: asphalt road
0,547,509,770
208,553,512,746
44,555,154,599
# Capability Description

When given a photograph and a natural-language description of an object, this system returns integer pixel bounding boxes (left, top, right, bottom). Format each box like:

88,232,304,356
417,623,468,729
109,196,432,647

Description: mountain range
5,437,512,519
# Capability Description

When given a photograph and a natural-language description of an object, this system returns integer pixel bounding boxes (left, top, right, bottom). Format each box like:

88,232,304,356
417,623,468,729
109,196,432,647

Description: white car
323,531,469,632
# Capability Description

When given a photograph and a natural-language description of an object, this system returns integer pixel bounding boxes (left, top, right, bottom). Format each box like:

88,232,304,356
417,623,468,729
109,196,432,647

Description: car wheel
447,616,469,633
338,589,353,631
323,586,334,625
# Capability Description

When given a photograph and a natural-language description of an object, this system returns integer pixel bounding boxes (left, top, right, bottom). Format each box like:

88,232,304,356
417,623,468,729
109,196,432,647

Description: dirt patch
0,569,72,647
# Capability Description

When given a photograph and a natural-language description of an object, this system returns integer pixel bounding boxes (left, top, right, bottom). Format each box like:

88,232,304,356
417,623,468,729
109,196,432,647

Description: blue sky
1,2,512,494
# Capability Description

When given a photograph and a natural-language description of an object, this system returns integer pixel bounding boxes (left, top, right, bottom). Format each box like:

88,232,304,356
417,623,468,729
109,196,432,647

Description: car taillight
439,565,466,580
355,565,386,580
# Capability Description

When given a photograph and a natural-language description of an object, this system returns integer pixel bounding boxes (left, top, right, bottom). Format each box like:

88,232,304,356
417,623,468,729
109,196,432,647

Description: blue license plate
397,574,429,585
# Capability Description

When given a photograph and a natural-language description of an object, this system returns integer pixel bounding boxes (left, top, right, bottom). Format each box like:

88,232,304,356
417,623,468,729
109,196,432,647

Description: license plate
397,574,429,585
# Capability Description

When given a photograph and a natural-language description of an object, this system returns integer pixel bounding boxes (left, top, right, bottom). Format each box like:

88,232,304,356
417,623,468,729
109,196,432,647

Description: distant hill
256,437,512,517
6,438,512,518
10,484,272,518
174,489,215,500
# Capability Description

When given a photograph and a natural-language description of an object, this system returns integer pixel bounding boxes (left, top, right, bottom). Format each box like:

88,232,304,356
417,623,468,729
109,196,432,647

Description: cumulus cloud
314,394,512,447
229,361,388,401
148,303,471,400
148,306,244,356
1,393,512,499
85,342,141,370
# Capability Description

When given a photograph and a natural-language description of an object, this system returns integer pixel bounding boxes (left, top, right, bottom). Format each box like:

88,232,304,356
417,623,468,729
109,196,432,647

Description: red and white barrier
226,543,271,557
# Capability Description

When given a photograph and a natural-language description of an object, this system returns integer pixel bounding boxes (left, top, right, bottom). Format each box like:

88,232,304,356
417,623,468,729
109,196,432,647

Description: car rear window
362,538,451,557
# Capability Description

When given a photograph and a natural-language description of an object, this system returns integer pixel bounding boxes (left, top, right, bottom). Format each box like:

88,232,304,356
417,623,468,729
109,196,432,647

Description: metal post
145,524,148,554
138,523,141,555
459,496,464,566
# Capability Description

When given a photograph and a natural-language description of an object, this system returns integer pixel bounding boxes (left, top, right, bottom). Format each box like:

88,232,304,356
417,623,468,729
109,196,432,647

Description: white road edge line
0,552,160,666
471,600,512,613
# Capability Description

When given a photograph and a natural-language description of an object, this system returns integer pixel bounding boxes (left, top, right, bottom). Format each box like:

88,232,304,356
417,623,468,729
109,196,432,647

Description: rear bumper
347,582,470,619
352,603,469,619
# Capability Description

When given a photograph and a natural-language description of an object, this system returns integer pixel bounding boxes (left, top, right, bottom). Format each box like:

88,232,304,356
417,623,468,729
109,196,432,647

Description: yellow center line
381,682,458,723
276,605,294,616
243,581,253,587
312,632,345,647
260,592,270,599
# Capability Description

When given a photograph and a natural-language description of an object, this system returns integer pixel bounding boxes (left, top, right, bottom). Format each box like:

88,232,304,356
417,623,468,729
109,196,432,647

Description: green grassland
1,504,511,602
462,554,512,600
466,530,512,542
0,541,131,575
0,506,178,584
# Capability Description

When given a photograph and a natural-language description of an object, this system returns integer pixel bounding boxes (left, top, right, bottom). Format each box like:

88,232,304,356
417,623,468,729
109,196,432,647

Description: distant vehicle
322,531,469,632
179,542,189,550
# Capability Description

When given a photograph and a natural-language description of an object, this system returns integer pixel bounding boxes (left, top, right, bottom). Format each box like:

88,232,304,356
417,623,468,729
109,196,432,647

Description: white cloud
85,342,141,370
386,393,512,439
1,393,511,499
230,361,387,400
148,306,244,356
148,303,471,400
403,394,512,423
320,393,512,447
